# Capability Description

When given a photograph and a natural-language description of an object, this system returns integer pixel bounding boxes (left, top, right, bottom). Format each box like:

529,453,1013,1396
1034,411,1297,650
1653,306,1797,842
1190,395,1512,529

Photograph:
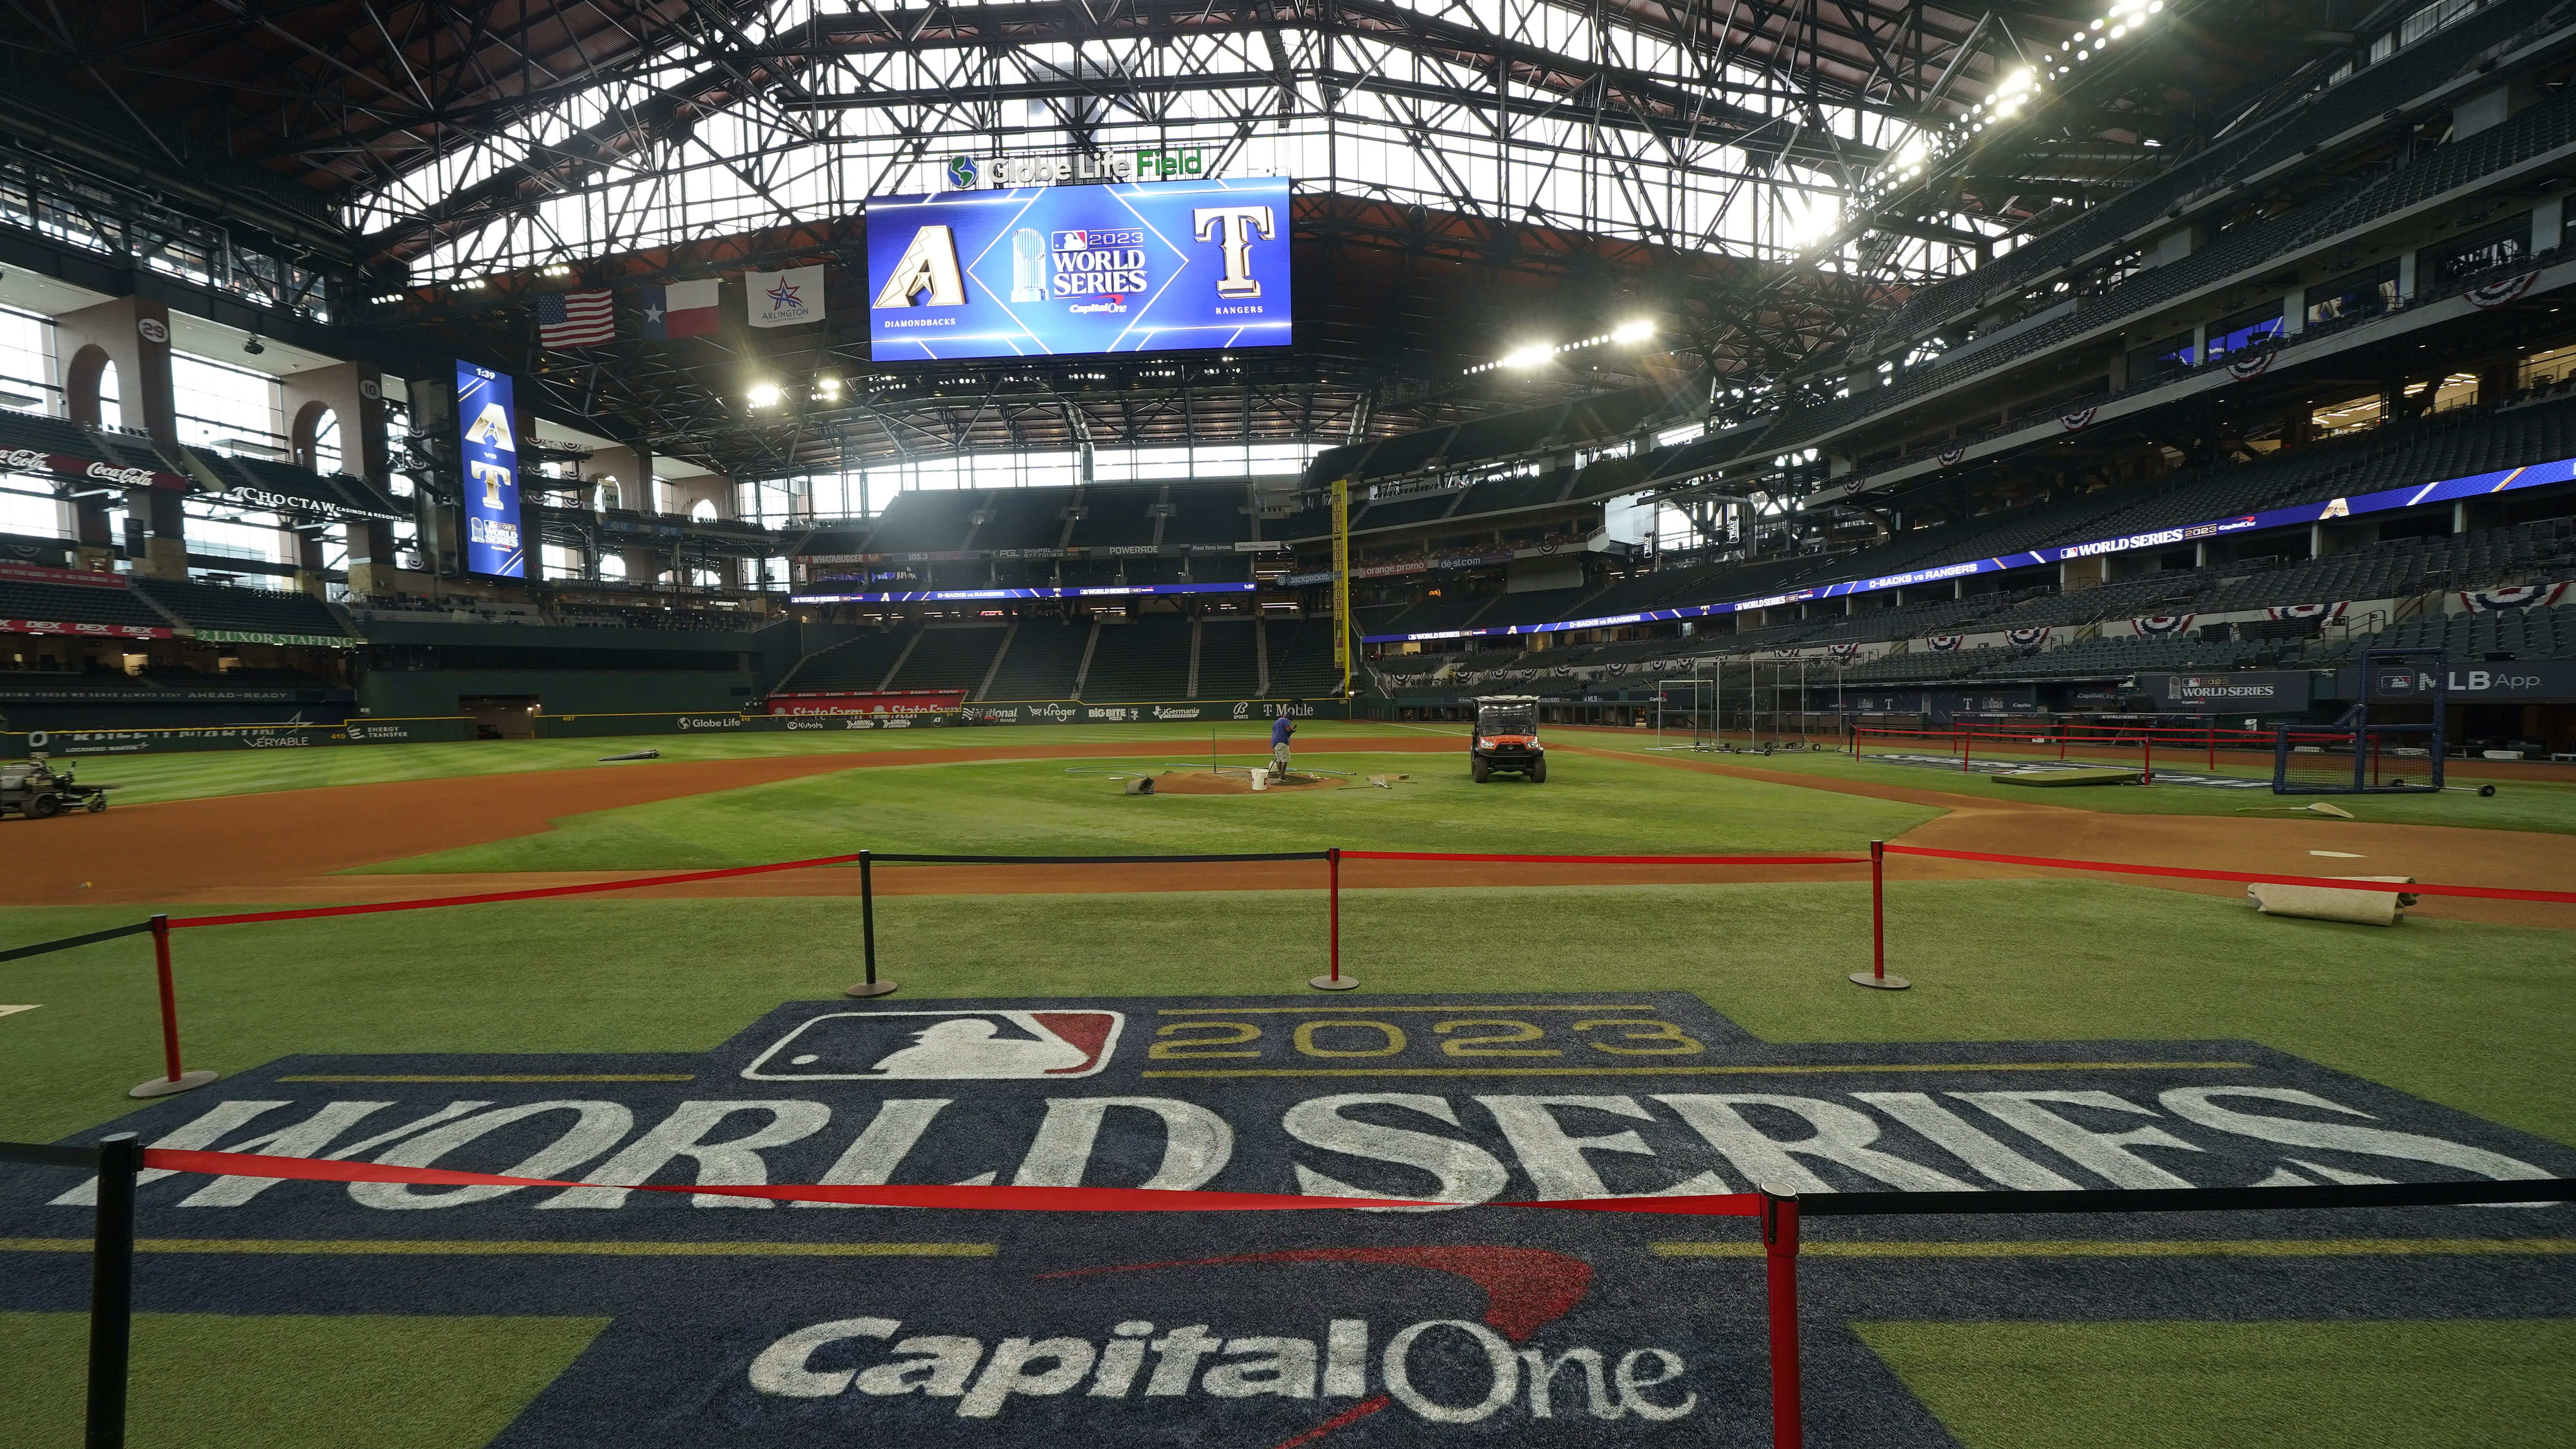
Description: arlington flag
747,266,827,329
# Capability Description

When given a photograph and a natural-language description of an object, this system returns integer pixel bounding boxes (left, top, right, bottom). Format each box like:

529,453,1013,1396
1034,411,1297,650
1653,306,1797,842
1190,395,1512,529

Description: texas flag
640,278,722,340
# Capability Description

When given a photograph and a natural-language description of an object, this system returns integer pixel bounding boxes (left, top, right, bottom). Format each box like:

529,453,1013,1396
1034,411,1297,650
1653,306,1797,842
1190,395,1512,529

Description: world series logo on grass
11,992,2570,1447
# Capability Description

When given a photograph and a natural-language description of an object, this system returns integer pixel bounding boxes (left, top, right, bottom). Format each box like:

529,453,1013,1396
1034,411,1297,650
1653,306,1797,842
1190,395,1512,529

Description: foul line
0,1237,995,1258
1142,1061,2255,1078
1650,1238,2576,1259
277,1074,697,1083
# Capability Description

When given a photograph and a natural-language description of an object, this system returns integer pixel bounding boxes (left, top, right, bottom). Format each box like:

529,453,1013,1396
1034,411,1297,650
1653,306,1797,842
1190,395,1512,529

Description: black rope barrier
0,922,154,965
0,1133,140,1448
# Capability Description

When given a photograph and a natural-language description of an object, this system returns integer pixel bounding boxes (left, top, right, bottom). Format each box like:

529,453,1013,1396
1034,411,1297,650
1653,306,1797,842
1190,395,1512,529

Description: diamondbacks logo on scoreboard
11,992,2571,1448
865,177,1292,359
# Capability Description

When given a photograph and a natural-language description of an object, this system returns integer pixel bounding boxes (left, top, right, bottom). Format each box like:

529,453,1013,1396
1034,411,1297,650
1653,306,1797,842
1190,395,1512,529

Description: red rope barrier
136,1147,1763,1216
1340,851,1869,865
1880,844,2576,904
165,852,873,929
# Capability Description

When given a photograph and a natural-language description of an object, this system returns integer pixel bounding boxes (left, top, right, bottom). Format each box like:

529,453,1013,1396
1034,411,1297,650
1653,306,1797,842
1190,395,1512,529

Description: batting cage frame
2273,646,2449,795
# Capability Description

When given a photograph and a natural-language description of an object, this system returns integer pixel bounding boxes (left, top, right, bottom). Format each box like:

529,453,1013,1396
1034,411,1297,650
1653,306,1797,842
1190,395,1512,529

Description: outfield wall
0,699,1349,756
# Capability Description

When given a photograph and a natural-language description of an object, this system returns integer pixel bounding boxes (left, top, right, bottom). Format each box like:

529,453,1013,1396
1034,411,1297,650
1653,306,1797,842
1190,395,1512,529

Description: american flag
537,290,616,348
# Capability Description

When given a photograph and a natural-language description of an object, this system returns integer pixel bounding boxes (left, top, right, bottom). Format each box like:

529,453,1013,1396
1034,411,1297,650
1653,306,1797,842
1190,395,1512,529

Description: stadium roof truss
1,0,2348,477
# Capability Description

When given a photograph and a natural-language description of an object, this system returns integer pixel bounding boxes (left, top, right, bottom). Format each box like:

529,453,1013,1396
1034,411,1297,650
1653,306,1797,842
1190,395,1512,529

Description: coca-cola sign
0,447,187,490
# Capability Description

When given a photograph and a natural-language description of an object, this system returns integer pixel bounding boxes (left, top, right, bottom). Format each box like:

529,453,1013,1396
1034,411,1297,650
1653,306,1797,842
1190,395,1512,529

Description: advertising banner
2332,658,2576,703
0,446,189,491
866,178,1292,359
2140,671,2322,712
791,582,1254,605
1,620,171,640
456,361,527,579
770,692,969,716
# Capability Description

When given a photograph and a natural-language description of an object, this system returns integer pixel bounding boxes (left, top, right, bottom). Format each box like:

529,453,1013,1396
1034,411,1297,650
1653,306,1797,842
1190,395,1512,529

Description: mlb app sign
866,177,1292,358
454,360,526,579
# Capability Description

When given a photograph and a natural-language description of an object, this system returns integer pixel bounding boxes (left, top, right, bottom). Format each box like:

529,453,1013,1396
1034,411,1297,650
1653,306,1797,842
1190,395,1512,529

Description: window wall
742,442,1325,524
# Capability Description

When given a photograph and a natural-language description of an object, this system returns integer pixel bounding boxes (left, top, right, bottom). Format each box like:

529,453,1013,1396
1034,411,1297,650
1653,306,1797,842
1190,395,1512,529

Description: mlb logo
741,1010,1124,1080
1052,230,1092,252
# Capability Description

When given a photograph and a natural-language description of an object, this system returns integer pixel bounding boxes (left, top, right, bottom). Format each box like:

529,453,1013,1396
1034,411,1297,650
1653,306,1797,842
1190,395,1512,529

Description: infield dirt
1,734,2564,928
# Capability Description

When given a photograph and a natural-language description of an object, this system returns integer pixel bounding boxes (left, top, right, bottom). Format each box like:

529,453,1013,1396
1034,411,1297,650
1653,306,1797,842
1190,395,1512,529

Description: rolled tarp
2248,875,2421,927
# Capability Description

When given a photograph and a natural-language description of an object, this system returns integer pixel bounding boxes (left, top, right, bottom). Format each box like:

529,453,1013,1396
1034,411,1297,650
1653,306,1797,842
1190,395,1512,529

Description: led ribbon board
790,582,1258,604
1364,455,2576,643
866,178,1292,360
455,362,526,580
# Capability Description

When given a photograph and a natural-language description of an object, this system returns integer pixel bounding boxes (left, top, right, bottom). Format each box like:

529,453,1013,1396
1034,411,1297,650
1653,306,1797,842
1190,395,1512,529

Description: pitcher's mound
1151,770,1343,795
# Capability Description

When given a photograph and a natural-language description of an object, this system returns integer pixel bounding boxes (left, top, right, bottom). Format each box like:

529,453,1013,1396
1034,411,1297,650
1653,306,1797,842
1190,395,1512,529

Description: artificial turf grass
76,720,1441,807
0,1311,608,1449
350,748,1944,874
1853,1319,2576,1449
1560,726,2576,836
3,878,2570,1147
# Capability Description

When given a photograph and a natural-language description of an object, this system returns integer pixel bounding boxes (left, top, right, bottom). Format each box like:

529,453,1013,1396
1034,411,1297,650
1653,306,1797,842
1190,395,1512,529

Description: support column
56,296,185,578
284,362,398,594
406,374,459,584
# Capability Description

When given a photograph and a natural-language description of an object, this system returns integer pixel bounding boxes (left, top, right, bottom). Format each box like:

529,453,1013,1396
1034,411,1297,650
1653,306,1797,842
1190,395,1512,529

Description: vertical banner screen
455,361,526,579
866,177,1292,359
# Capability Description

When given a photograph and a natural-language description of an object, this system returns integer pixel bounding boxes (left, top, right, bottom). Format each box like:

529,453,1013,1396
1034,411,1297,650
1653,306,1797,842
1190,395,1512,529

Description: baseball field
2,719,2571,1448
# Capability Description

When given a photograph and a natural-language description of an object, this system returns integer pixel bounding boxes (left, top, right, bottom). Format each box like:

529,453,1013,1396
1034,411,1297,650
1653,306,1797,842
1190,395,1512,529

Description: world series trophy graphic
1011,228,1048,303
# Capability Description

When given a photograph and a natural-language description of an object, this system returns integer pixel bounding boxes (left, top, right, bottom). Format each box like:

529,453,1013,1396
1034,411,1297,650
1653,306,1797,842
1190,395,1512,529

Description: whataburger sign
11,992,2571,1446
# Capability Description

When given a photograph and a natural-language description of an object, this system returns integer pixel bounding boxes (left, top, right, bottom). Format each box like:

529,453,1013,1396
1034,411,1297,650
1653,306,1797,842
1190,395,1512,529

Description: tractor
1469,695,1546,783
0,755,113,819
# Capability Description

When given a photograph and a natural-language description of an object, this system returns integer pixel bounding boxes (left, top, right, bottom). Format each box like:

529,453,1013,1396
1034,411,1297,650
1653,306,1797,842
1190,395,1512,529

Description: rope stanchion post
1761,1187,1802,1449
128,915,215,1099
1310,847,1357,990
85,1132,138,1449
846,851,897,998
1850,841,1909,990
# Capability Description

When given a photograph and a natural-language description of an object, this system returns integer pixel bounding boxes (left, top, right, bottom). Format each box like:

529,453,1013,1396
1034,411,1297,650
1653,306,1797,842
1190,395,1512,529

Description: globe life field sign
866,177,1292,359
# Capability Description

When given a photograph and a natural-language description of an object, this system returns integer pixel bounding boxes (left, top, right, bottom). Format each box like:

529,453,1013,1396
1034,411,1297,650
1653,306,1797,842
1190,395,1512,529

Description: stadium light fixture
814,375,843,399
1501,345,1554,369
747,382,784,407
1612,320,1656,343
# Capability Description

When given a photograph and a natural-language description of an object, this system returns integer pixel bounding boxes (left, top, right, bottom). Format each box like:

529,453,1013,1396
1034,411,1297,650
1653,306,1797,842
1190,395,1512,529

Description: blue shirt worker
1270,713,1295,778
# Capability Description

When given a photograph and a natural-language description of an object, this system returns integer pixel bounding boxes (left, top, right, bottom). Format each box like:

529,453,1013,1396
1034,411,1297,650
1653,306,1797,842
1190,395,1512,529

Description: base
128,1069,219,1099
1308,974,1361,992
1848,971,1912,991
844,980,900,999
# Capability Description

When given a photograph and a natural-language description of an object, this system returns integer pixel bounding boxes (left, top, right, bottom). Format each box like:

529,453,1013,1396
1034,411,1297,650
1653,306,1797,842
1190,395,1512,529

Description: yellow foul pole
1331,477,1351,700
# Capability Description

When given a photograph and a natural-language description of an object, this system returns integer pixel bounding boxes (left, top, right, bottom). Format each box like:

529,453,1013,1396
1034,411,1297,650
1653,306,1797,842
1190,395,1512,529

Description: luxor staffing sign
866,177,1292,359
456,361,526,580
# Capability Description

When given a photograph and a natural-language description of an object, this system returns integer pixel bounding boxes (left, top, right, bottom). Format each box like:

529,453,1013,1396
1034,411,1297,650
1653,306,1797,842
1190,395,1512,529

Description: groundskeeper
1271,711,1295,779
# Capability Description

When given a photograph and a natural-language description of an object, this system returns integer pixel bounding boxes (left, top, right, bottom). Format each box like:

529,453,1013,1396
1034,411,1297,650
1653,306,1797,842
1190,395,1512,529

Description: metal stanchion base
128,1069,218,1099
844,981,900,999
1847,972,1911,991
1308,975,1361,992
